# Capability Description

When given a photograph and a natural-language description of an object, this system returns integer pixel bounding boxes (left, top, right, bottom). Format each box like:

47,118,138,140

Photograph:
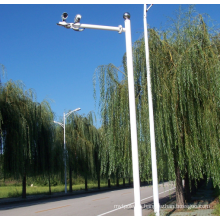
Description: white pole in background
143,4,160,216
123,12,142,216
63,112,67,194
54,108,81,194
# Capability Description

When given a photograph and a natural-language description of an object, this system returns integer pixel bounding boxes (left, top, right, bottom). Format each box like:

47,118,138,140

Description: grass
213,202,220,216
0,177,133,199
213,186,220,216
0,183,107,199
149,211,156,216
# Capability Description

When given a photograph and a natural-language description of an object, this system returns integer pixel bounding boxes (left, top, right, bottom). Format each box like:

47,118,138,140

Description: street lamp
143,4,160,216
57,12,142,216
54,107,81,194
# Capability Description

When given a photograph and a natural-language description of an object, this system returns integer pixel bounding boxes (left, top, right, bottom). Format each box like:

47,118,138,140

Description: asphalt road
0,182,176,216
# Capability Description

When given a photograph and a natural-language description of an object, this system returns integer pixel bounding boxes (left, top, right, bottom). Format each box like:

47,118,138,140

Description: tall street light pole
54,107,81,194
57,12,142,216
123,13,142,216
143,4,160,216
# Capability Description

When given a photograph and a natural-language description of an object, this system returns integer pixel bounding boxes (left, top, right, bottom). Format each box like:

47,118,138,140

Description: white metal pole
143,4,160,216
123,12,142,216
63,112,67,194
79,23,125,32
57,12,142,215
54,108,80,194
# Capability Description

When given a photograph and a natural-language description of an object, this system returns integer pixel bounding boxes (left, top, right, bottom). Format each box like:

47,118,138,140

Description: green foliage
94,64,133,179
94,6,220,186
148,7,220,186
54,111,103,181
0,80,55,180
0,74,103,191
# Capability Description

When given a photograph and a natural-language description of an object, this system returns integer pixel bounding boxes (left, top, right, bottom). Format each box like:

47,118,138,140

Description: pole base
134,204,142,216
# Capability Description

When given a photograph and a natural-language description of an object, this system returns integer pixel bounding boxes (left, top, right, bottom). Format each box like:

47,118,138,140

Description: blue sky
0,2,220,127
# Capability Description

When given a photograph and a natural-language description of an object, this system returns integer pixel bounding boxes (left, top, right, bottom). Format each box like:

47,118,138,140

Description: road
0,182,176,216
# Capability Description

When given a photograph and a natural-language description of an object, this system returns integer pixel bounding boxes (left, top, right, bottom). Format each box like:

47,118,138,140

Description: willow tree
94,6,220,206
147,8,220,205
35,99,55,194
94,64,134,186
0,80,55,197
130,7,220,205
93,63,153,186
54,111,102,191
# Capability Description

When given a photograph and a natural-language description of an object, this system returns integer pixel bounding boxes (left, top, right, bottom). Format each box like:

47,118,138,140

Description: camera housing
74,14,81,23
62,12,68,21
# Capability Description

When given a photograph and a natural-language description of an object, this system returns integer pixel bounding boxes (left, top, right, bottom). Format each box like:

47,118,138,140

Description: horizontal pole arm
57,22,125,33
79,23,125,32
65,108,81,118
65,111,74,118
54,121,64,128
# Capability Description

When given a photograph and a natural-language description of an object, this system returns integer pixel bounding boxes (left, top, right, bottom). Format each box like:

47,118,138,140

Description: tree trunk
85,175,88,191
117,178,119,187
48,174,51,195
123,178,125,186
69,167,72,192
175,165,184,208
129,178,131,186
191,179,197,195
98,175,100,189
184,173,191,202
108,178,111,188
22,174,26,198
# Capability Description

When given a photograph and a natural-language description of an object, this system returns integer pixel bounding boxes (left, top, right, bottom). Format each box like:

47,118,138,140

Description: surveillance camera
74,14,81,23
61,12,68,21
